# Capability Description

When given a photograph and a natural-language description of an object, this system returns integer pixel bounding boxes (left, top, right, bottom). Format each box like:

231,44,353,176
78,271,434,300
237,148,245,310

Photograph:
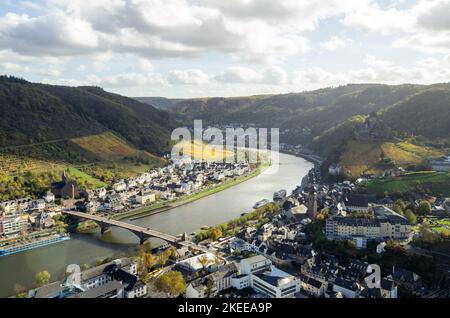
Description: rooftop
69,281,123,298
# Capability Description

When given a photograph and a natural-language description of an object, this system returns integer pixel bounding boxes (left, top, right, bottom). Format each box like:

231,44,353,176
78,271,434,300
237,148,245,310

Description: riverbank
279,149,323,166
117,161,271,221
74,161,272,233
195,201,280,242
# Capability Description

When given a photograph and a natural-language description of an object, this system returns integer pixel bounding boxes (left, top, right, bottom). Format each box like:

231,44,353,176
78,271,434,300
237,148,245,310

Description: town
6,151,450,299
0,159,253,256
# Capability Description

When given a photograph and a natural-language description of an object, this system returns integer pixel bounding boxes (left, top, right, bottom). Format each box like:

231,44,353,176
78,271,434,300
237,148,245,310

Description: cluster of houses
0,191,58,239
1,161,251,240
30,258,148,299
77,161,251,214
179,253,300,299
201,166,448,298
299,254,425,298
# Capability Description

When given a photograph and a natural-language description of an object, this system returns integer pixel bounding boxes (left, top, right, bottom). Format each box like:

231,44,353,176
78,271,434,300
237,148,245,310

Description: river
0,152,312,297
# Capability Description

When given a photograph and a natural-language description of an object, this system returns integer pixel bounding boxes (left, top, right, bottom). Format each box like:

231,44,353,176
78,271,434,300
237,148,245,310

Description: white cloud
86,72,167,88
262,66,288,84
393,32,450,54
168,69,209,85
342,4,414,35
215,66,263,83
1,0,450,97
319,36,351,51
416,57,440,68
0,0,370,65
290,54,450,91
137,58,154,72
342,0,450,53
0,62,31,74
415,0,450,31
215,66,288,84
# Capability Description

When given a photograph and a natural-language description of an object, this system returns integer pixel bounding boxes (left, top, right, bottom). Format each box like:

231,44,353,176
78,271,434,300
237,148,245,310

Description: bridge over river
63,210,212,254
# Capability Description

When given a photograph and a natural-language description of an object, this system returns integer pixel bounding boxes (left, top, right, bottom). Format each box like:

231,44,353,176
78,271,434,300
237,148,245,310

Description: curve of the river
0,152,312,297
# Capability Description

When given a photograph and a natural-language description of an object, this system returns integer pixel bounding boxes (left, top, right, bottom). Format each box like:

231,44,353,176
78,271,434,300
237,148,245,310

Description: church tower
308,191,318,219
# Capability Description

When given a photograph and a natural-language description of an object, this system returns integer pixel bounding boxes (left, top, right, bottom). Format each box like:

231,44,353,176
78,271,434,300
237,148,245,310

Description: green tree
156,252,169,268
197,255,210,271
35,270,51,287
417,201,432,215
419,225,439,243
14,284,28,298
404,209,417,225
393,199,405,215
145,252,155,270
386,239,402,252
155,270,186,297
347,240,356,250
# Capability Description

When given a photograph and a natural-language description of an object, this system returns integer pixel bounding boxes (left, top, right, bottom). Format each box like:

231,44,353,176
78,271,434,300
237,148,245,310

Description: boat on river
253,199,270,209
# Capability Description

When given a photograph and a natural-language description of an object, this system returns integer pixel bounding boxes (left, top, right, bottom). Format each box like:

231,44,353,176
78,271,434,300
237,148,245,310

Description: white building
332,277,362,298
95,187,107,199
126,178,137,189
32,199,46,211
240,255,272,275
0,200,17,215
42,192,55,203
185,263,238,298
231,255,301,298
135,190,156,205
112,180,127,192
0,215,29,237
213,172,225,181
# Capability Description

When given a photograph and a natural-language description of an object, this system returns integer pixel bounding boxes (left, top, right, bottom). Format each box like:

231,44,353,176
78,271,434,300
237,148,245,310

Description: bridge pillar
96,222,111,235
136,232,150,245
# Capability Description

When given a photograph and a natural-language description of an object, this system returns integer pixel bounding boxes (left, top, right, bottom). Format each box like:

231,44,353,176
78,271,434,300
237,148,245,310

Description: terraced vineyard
338,140,445,178
0,153,66,175
364,171,450,196
71,132,139,161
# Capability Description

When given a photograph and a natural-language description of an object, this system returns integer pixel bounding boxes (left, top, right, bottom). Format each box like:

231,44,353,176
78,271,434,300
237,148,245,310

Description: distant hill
134,97,183,110
156,84,426,146
144,82,450,178
0,76,177,161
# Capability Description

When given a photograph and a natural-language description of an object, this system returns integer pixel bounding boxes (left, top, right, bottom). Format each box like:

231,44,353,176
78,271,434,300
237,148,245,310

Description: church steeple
62,170,68,183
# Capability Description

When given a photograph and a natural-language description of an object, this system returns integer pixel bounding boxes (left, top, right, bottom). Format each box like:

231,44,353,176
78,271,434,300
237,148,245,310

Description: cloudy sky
1,0,450,98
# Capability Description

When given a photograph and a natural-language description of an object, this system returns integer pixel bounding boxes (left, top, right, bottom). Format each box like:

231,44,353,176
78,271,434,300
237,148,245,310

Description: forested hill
134,97,183,110
145,84,425,145
0,76,176,155
138,83,450,152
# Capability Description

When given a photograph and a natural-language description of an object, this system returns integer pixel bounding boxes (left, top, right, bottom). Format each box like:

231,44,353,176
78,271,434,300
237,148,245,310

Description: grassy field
422,217,450,236
364,171,450,196
66,167,108,189
70,132,139,160
77,156,166,184
339,139,445,178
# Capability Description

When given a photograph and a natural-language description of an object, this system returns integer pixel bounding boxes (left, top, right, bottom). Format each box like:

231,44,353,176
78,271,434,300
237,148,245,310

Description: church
51,171,80,199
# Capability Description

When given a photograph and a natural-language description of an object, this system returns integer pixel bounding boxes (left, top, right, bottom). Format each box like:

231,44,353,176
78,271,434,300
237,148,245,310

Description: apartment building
231,255,301,298
326,206,411,242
